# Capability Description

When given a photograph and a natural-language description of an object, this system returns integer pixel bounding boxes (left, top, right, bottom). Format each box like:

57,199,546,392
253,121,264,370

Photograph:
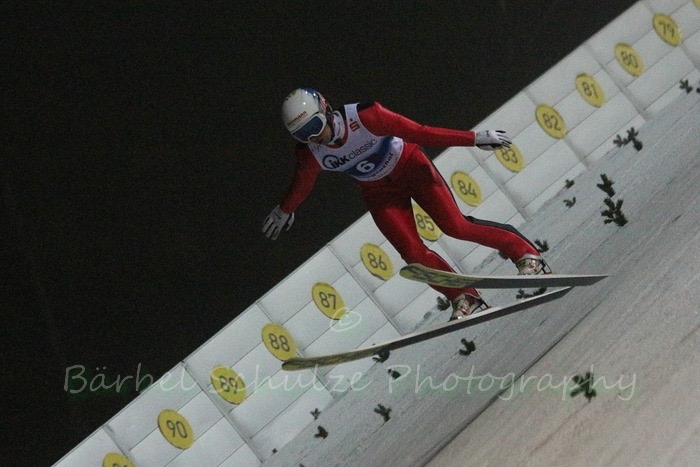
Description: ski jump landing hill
55,1,700,466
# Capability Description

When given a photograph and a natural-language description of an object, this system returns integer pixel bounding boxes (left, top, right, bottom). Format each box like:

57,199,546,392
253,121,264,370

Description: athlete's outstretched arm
279,146,322,213
358,102,476,147
263,146,321,240
358,102,510,150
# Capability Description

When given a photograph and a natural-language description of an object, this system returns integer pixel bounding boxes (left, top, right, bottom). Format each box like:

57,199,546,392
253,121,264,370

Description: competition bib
309,104,404,181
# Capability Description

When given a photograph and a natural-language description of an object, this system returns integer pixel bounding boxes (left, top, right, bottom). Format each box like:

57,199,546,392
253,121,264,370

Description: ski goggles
291,112,327,143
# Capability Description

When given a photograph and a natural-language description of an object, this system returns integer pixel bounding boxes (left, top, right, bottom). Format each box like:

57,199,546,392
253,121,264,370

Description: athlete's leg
401,150,540,261
359,181,479,302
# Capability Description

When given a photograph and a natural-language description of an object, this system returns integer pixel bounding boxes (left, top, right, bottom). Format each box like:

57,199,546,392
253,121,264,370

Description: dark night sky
4,2,638,464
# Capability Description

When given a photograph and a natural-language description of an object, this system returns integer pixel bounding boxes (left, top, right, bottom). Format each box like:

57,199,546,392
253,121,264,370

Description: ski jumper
279,102,540,301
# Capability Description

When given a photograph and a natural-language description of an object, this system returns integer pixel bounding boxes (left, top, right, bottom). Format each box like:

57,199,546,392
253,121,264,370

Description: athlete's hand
263,205,295,240
475,129,512,150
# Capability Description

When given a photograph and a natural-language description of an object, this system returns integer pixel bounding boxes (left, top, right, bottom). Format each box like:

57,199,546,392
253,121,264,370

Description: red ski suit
279,102,539,301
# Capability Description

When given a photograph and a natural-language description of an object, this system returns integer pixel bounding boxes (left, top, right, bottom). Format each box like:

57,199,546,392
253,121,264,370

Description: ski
282,286,572,371
399,263,607,289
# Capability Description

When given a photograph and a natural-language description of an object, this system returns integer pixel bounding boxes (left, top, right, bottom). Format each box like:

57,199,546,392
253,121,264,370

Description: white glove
263,205,295,240
475,129,512,150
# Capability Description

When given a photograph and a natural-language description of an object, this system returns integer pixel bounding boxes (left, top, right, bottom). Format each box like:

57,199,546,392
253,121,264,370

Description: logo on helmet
286,110,308,129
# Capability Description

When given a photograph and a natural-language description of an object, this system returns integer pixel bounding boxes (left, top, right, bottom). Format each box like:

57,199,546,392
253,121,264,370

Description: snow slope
266,92,700,466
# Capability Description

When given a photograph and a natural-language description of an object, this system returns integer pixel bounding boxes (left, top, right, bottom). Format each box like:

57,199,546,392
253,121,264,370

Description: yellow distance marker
450,171,483,206
614,43,644,77
210,365,246,405
103,452,134,467
575,73,606,108
360,243,394,280
312,282,347,319
157,409,194,450
653,13,682,46
412,203,442,241
261,323,297,361
494,144,525,173
536,105,567,139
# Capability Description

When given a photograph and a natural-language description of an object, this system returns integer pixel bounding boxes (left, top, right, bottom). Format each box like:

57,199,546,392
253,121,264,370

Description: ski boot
450,293,487,321
516,254,551,275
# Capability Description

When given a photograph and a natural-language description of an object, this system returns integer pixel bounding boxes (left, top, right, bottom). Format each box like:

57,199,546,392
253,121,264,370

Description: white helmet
281,88,331,142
